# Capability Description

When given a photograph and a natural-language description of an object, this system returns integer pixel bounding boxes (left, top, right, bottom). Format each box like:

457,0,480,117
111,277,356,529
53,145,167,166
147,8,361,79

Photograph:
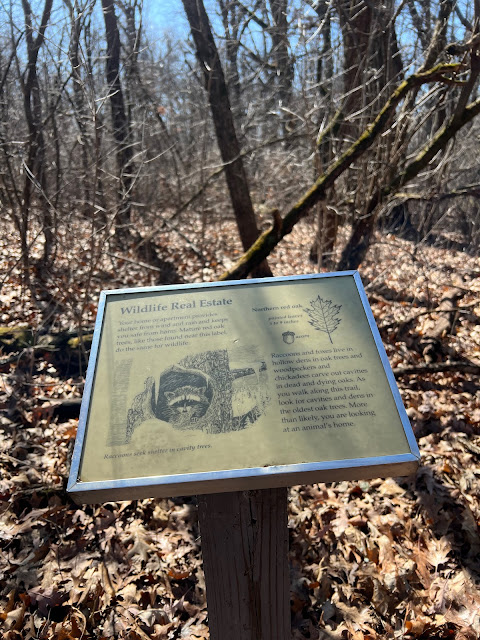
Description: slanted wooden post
198,488,290,640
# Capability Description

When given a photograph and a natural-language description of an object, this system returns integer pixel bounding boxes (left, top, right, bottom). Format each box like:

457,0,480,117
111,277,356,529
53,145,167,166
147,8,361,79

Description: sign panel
67,272,419,503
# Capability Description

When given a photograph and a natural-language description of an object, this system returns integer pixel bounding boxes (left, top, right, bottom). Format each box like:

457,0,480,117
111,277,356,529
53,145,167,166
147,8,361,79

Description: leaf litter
0,216,479,639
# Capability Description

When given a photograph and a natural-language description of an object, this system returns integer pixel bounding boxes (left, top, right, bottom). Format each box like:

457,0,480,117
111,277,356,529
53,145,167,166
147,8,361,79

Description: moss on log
0,327,93,375
219,63,468,281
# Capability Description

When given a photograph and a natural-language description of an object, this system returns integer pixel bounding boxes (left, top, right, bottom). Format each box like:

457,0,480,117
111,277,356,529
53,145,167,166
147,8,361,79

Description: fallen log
35,397,83,421
0,327,93,375
393,360,480,377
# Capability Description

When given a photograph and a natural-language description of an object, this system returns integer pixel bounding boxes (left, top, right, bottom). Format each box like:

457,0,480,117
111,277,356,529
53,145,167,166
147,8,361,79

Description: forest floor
1,217,480,639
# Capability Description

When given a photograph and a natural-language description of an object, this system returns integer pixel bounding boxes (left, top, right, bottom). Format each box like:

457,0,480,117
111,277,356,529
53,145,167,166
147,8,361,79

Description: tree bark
269,0,294,136
20,0,55,272
182,0,272,277
101,0,134,235
217,0,243,111
312,0,404,267
65,0,94,217
311,2,337,268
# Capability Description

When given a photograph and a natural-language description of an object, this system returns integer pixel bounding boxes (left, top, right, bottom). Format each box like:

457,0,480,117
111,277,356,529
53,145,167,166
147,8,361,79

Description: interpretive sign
67,272,419,503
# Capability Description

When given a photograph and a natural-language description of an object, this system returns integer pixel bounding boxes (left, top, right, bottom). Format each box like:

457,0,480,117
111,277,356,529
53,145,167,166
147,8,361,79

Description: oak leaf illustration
304,296,342,343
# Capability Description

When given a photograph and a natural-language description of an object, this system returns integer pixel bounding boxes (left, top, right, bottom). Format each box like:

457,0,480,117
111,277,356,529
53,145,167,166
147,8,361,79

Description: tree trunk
181,0,272,278
269,0,294,137
65,0,93,217
21,0,55,274
218,0,243,112
101,0,134,237
318,0,404,268
311,2,337,268
220,64,480,280
337,208,377,270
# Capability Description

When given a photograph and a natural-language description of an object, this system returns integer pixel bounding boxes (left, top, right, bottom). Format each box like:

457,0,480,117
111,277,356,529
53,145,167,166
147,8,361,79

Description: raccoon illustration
164,385,210,429
124,350,269,440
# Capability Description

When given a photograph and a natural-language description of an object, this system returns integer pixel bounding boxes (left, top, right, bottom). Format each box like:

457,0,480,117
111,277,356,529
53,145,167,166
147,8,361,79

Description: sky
143,0,232,41
144,0,189,36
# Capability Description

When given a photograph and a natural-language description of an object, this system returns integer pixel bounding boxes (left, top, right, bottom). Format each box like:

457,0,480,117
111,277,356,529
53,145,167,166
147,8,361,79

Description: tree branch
337,94,480,270
219,63,463,280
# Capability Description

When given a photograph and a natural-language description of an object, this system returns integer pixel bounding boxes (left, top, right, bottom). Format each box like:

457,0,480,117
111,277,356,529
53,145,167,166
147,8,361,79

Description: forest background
0,0,480,638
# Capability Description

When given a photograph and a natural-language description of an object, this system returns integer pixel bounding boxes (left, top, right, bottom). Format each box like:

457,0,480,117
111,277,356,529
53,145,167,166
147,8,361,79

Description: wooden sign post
67,272,419,636
198,488,289,640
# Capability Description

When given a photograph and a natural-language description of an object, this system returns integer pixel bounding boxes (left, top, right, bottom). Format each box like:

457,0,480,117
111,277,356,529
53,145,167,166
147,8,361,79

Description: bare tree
311,0,404,267
182,0,272,277
220,46,480,279
268,0,294,135
0,0,479,318
63,0,100,220
101,0,135,239
217,0,245,111
20,0,55,276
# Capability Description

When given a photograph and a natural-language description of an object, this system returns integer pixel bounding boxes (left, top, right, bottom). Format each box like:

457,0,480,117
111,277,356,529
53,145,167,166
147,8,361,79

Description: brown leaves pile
1,217,479,638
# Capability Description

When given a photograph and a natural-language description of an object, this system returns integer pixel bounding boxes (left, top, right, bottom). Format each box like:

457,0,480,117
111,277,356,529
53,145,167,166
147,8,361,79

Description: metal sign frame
67,272,419,503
